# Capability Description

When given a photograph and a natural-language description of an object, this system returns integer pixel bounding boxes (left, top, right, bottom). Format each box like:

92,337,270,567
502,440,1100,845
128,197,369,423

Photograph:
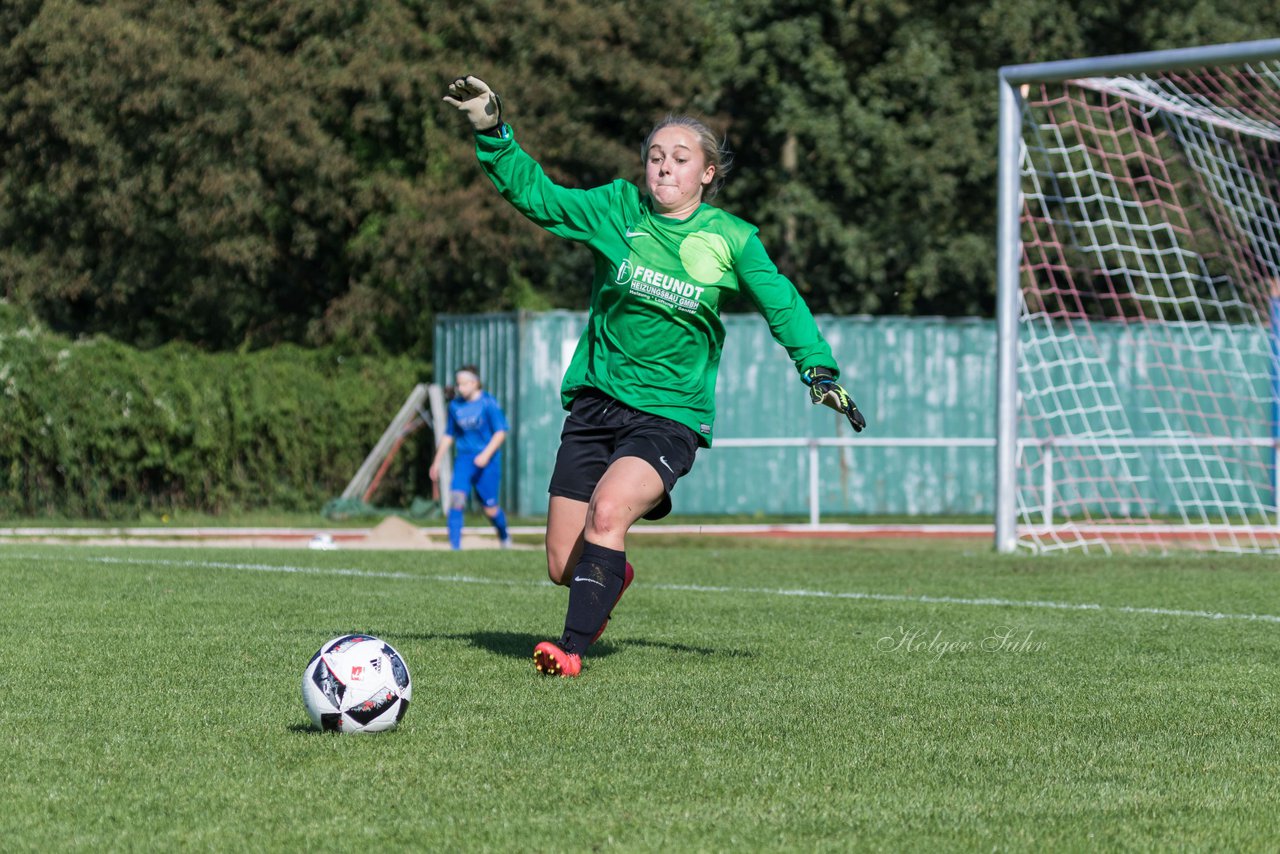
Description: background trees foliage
3,0,1278,357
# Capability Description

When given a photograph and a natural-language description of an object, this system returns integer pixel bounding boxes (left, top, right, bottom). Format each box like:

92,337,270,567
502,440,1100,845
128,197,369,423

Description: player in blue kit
429,365,514,550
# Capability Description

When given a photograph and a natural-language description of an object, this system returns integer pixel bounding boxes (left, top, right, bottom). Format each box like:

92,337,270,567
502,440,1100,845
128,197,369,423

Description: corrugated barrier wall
436,312,998,518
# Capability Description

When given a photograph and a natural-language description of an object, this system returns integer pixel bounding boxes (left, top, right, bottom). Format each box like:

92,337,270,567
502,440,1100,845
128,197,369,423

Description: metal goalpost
996,39,1280,554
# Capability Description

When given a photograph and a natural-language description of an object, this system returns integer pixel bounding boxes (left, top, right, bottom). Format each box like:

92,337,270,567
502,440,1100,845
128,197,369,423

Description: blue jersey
446,391,510,457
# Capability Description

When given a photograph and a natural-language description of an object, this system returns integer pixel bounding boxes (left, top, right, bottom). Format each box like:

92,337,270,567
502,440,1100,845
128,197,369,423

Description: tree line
2,0,1277,359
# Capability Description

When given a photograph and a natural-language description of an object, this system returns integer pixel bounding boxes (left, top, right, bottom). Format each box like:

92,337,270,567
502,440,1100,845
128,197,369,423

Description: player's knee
542,537,573,583
449,491,467,511
545,552,571,586
546,563,567,586
585,494,631,539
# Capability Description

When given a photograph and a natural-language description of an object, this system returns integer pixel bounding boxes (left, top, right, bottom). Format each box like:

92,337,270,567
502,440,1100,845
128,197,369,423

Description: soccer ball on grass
301,634,412,733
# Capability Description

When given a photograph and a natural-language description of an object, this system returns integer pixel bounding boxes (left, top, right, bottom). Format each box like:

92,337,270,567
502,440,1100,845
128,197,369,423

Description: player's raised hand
443,75,503,133
802,367,866,433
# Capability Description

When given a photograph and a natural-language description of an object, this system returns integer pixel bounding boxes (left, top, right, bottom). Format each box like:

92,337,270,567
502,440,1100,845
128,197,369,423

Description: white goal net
996,40,1280,553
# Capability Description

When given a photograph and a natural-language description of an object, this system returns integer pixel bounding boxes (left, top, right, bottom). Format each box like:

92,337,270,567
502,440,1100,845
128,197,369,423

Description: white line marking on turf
6,552,1280,624
75,554,507,585
655,583,1280,623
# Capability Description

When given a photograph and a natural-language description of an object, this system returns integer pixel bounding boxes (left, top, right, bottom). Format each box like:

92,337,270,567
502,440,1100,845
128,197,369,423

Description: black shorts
548,389,699,521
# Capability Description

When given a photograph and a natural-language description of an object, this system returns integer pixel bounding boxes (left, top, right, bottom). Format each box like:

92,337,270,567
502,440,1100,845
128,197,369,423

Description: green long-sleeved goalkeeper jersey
476,128,837,447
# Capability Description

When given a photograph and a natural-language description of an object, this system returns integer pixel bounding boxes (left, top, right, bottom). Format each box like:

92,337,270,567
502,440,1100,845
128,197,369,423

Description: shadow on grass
401,630,753,661
288,721,407,736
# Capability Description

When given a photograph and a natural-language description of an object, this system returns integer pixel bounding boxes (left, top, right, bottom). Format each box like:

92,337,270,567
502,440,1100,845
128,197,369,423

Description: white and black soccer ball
301,634,412,734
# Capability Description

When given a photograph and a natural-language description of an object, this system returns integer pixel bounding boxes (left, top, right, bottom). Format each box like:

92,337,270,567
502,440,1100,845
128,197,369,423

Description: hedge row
0,321,431,518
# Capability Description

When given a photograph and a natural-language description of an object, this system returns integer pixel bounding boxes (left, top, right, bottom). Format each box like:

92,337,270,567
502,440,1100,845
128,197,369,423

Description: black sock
559,542,627,655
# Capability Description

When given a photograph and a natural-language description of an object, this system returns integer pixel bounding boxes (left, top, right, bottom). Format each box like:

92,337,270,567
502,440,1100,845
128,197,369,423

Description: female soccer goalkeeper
444,76,866,677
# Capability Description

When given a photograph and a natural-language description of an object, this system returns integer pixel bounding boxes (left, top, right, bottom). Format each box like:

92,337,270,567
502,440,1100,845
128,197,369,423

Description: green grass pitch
1,538,1278,850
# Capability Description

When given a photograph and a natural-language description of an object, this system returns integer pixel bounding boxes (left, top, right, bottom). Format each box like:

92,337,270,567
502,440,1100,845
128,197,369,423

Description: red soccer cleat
533,641,582,677
590,561,635,644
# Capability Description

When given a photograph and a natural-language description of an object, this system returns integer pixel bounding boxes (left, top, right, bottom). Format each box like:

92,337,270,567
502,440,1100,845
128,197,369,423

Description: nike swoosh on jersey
625,228,650,238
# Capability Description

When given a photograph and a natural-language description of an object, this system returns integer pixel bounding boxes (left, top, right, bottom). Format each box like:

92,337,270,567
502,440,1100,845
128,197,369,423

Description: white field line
16,522,1280,540
0,524,989,537
4,552,1278,625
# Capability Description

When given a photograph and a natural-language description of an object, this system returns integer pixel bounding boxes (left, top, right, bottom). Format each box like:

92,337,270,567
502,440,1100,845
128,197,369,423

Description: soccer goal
995,39,1280,554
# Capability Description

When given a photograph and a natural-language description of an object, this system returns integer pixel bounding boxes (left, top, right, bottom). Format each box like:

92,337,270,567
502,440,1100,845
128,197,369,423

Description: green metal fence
435,313,1278,520
435,312,999,517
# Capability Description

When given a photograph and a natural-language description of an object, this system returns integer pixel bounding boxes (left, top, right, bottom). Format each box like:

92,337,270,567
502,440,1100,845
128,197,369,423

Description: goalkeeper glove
802,367,866,433
443,75,504,134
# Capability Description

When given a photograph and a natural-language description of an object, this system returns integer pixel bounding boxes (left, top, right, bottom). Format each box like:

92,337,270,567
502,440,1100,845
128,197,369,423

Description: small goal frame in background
995,39,1280,554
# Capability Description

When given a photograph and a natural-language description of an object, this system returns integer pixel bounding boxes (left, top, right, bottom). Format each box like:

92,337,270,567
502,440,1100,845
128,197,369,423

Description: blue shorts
450,453,503,508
